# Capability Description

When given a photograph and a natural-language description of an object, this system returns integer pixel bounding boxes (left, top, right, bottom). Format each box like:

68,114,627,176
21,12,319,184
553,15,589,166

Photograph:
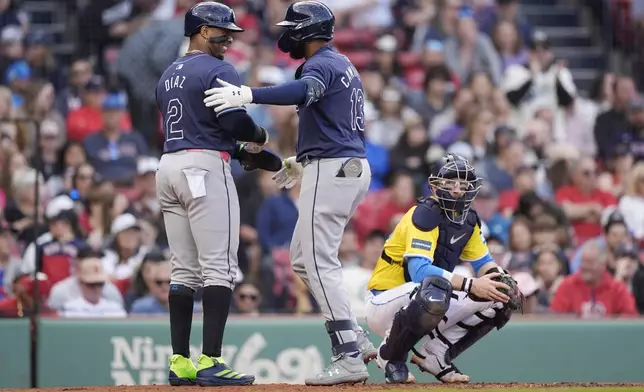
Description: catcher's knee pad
445,307,512,363
415,275,452,325
380,276,452,362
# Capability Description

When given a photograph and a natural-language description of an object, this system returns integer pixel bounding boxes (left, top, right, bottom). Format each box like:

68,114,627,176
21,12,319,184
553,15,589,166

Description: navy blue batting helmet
429,154,483,225
276,1,335,59
184,1,243,37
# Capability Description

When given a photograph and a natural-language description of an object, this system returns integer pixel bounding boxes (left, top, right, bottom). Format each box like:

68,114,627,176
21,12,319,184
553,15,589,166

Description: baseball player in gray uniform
201,1,378,386
156,2,280,387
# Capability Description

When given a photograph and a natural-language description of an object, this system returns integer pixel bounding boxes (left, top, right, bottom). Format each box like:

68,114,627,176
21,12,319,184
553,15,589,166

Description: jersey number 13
350,88,365,132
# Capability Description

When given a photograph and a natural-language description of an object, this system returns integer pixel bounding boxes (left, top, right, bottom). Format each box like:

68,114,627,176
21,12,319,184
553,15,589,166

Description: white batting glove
272,156,303,189
203,78,253,113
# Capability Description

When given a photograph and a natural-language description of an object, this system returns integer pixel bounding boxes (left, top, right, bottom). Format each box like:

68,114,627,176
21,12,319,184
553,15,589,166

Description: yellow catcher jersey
367,200,489,291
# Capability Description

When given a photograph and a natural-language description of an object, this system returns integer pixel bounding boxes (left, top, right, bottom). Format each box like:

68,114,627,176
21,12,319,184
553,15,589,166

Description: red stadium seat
397,51,421,68
334,29,379,50
113,278,131,297
404,66,425,91
333,29,359,50
41,254,73,286
352,190,392,244
344,51,374,69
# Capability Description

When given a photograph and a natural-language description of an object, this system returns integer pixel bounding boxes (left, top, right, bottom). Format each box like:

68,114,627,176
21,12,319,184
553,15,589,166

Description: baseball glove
468,272,524,312
495,273,524,312
233,143,283,172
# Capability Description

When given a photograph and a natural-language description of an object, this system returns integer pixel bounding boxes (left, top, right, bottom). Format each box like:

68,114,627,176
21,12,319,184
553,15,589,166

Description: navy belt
370,289,384,296
300,155,320,168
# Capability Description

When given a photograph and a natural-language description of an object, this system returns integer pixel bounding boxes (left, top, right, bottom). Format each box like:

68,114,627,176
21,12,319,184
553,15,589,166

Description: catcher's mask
276,1,335,60
429,153,482,225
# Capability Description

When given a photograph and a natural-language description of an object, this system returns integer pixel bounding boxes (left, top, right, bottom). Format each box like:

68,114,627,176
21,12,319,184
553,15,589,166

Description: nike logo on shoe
450,233,466,244
436,358,446,370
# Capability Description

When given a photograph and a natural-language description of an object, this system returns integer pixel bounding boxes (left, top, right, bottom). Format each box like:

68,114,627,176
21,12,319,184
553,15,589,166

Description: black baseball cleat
384,361,409,384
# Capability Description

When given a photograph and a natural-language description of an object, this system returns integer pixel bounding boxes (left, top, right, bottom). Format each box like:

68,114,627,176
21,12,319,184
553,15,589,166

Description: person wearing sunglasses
131,260,183,315
60,257,126,318
232,281,261,316
555,155,617,245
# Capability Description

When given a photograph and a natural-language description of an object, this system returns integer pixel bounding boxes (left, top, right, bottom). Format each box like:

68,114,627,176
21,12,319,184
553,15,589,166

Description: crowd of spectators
0,0,642,320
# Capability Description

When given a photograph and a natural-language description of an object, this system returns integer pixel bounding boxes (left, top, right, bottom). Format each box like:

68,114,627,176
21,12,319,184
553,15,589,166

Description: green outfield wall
2,317,644,388
0,319,31,388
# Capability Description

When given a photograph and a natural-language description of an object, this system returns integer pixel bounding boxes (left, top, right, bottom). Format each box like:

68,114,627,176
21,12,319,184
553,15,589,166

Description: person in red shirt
550,240,638,318
0,273,52,317
498,165,536,217
556,155,617,245
353,172,417,244
66,76,132,143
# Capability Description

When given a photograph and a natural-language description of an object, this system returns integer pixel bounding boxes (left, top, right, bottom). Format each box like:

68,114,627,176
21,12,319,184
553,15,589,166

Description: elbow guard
302,77,326,106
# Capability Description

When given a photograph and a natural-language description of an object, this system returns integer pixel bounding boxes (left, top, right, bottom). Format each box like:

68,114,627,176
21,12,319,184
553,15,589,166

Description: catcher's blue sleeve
407,257,453,283
470,254,494,274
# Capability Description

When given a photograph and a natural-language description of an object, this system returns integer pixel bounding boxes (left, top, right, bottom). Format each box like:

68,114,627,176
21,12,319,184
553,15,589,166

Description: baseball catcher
364,153,523,384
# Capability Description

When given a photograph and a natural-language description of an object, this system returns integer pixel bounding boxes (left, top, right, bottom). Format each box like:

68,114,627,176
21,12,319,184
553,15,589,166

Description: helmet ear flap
278,30,296,53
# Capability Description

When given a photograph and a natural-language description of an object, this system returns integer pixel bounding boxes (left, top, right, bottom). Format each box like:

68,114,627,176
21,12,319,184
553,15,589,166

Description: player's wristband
461,278,473,293
260,127,269,145
461,277,473,293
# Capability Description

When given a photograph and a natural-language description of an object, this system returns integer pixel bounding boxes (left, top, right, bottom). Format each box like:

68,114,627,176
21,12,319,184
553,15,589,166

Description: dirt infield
9,383,644,392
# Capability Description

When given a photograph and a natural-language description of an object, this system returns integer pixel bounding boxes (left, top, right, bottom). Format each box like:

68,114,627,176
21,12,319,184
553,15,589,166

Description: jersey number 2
165,98,184,141
350,88,365,132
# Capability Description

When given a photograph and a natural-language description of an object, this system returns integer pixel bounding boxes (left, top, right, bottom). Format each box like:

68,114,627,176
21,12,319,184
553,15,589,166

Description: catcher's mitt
233,143,283,172
468,272,524,312
494,273,524,312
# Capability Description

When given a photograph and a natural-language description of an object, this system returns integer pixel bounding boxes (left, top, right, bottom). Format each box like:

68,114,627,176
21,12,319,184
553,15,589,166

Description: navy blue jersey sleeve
299,59,333,103
206,63,247,118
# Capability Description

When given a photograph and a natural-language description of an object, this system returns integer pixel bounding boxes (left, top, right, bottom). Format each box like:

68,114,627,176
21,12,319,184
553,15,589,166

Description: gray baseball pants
156,149,239,291
290,157,371,346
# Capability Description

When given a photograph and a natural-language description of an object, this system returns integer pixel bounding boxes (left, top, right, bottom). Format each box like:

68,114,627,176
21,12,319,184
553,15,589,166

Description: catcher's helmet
184,1,243,37
276,1,335,59
429,153,483,225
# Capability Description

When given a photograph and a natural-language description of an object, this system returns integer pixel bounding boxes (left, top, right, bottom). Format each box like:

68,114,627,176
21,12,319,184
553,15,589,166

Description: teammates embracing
364,153,523,384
